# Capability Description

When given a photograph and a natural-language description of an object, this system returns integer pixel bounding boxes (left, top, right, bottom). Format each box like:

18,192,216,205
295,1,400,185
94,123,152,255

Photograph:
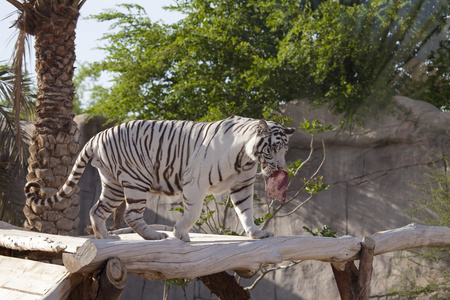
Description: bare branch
276,194,314,218
294,135,315,176
287,138,327,203
244,261,303,291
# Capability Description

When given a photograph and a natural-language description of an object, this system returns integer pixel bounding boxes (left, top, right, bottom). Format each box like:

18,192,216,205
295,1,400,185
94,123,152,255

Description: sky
0,0,184,77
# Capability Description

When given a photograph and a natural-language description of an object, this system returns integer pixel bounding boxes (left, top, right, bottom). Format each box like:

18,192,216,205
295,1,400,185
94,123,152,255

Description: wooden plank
42,273,84,300
0,256,69,298
0,288,43,300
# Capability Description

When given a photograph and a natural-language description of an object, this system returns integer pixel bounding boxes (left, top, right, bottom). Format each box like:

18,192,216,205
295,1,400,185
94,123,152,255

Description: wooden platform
0,256,72,300
0,221,449,299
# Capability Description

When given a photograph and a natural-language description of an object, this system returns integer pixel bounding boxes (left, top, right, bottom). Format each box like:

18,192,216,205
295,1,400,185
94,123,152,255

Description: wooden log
358,237,375,299
372,223,450,255
0,225,87,253
62,233,362,280
96,257,127,300
1,221,449,284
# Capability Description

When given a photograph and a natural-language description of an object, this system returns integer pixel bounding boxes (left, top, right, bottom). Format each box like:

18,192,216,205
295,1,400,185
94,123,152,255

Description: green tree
404,40,450,110
78,0,448,125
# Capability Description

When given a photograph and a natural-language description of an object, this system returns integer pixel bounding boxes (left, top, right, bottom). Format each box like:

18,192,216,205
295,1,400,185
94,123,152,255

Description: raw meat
266,170,289,203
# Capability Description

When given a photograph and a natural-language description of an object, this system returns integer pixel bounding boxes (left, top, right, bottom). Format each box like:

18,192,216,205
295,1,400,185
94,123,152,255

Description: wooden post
96,257,127,300
331,236,376,300
358,237,375,299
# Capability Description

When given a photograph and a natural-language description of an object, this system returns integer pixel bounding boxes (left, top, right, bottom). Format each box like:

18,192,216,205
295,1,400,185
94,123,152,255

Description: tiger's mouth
260,164,274,177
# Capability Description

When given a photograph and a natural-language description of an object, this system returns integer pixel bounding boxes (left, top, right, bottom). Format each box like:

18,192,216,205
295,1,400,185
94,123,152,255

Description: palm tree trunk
18,2,83,236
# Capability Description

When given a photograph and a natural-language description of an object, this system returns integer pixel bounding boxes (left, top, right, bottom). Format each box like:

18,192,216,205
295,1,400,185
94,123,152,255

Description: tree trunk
199,272,250,300
20,2,81,236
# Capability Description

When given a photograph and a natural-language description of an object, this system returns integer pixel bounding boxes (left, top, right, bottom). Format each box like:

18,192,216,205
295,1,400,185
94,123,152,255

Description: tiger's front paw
174,229,191,242
142,231,169,241
249,229,274,239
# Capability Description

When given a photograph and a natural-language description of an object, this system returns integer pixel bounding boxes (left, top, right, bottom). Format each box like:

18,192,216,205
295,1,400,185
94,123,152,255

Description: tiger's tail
25,140,94,207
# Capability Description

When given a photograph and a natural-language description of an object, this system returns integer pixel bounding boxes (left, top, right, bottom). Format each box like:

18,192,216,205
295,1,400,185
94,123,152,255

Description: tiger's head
255,120,295,177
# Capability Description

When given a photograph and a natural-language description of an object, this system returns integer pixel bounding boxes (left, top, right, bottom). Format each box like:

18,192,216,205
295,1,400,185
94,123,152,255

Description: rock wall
21,96,449,299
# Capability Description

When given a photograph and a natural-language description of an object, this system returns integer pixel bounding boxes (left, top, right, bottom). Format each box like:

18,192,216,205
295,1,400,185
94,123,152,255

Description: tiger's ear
283,127,295,136
257,120,269,136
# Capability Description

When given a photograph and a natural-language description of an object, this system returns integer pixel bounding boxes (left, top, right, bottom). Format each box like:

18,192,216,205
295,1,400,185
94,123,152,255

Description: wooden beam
1,222,449,285
62,233,362,279
372,223,450,254
0,221,86,253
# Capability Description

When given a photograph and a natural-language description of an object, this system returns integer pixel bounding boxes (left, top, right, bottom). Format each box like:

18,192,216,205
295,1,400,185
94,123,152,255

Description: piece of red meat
265,170,289,203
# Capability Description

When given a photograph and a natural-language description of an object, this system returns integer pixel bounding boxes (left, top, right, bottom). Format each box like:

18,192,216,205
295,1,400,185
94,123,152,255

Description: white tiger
25,116,295,242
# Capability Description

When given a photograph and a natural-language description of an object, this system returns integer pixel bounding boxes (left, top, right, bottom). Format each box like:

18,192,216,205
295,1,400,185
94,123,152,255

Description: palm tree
7,0,86,235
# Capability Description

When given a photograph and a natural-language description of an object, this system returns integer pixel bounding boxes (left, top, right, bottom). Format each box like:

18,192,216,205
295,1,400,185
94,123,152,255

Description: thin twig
287,138,327,203
222,196,231,231
294,135,315,176
213,195,221,229
206,203,218,232
244,261,303,291
277,194,314,218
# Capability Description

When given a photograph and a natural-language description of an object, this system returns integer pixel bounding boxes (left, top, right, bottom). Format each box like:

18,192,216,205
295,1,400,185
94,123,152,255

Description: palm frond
0,63,34,225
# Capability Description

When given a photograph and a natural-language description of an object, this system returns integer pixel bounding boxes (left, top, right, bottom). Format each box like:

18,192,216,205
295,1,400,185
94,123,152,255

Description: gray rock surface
15,96,450,299
122,96,448,299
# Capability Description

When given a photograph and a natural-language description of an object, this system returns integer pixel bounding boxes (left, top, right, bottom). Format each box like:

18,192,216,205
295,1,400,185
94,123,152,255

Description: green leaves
304,176,329,195
303,225,336,238
254,213,273,226
287,159,303,178
299,119,334,136
77,0,448,125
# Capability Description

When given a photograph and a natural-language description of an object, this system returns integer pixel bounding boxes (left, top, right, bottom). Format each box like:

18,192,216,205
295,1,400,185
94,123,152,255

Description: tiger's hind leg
122,186,168,240
90,174,125,239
